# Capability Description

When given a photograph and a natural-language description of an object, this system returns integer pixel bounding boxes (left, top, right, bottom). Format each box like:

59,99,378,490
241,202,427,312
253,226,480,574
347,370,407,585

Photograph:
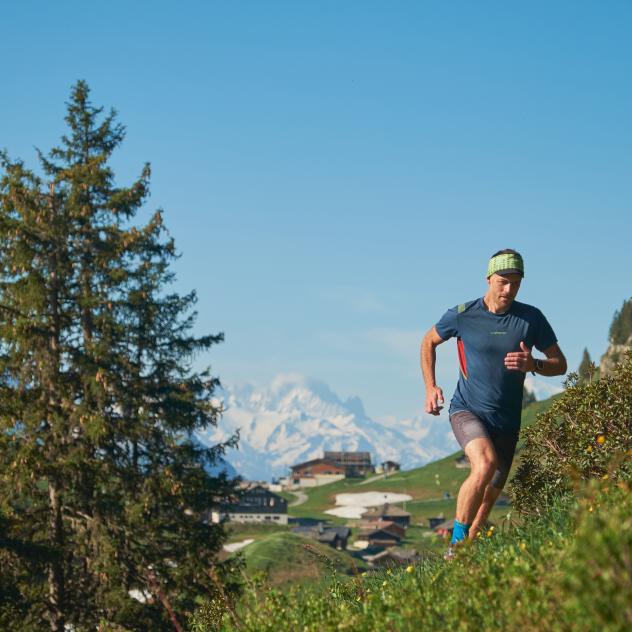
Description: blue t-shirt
435,297,558,434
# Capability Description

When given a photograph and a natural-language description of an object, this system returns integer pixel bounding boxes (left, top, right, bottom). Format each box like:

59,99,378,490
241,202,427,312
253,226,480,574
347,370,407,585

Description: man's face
487,272,522,308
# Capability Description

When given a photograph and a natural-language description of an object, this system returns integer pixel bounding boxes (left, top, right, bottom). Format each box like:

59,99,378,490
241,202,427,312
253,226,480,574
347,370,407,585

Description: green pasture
240,532,366,586
288,396,558,522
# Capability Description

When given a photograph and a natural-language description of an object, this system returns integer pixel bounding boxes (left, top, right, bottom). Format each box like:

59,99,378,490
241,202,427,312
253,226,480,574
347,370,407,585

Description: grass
238,531,366,587
221,398,559,599
193,479,632,631
223,521,290,544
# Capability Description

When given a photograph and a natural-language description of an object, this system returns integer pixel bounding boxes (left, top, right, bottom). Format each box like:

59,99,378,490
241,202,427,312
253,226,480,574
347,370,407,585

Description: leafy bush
510,351,632,515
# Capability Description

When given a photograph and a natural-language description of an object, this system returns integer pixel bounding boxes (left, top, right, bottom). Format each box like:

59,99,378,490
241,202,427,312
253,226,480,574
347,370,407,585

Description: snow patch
324,491,413,519
223,538,255,553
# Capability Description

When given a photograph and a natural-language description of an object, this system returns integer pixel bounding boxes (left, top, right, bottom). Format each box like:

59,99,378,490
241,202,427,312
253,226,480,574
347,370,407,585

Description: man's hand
504,341,535,372
425,385,445,415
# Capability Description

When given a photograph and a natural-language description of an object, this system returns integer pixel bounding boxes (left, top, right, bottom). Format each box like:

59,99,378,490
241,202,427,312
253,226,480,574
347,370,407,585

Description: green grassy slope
289,395,559,523
240,532,366,586
196,481,631,631
224,396,559,581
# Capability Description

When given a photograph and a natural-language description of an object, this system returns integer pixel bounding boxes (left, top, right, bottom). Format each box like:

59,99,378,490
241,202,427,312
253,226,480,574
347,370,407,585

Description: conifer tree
522,385,536,408
577,347,595,384
609,298,632,345
0,81,238,630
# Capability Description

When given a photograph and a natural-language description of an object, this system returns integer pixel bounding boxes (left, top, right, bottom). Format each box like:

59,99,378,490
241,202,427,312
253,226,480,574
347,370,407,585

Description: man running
420,249,567,555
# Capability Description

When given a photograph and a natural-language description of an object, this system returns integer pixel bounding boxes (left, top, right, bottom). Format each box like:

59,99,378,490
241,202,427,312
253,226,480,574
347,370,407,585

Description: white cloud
525,374,564,400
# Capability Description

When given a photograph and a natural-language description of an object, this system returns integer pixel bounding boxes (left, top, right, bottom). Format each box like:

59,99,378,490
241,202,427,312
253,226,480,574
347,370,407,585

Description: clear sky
2,1,631,421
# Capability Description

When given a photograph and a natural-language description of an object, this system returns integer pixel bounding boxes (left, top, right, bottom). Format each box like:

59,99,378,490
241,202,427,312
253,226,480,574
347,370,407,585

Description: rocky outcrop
599,333,632,376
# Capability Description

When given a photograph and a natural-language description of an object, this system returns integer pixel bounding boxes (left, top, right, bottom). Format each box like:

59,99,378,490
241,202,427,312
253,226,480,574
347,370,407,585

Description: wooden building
359,520,406,540
323,451,374,477
433,518,455,538
292,524,351,550
211,485,288,525
290,458,346,487
365,527,402,548
362,547,420,568
361,503,411,528
380,460,401,473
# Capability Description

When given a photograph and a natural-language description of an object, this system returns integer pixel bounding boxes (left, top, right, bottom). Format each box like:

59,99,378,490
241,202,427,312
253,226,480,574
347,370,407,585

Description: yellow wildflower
586,445,593,453
519,542,527,551
596,434,606,445
406,565,414,573
602,473,609,480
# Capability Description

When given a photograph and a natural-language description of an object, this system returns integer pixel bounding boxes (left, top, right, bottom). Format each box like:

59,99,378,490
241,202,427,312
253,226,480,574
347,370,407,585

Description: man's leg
468,431,517,538
469,482,502,539
454,437,498,528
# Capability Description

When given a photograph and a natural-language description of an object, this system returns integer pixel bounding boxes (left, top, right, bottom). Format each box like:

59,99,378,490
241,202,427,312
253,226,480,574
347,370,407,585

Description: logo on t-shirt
489,331,507,335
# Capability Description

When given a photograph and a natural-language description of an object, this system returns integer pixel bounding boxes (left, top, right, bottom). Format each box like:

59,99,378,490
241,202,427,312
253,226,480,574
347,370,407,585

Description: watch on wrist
533,358,544,374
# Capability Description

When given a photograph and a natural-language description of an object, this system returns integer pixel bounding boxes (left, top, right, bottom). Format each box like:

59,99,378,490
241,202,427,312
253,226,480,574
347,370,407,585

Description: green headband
487,253,524,278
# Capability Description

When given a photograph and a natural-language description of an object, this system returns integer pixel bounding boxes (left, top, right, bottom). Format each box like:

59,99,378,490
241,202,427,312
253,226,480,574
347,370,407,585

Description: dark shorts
449,410,519,489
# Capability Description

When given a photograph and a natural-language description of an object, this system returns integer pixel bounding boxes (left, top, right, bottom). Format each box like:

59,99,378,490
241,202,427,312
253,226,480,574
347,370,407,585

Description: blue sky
2,2,631,420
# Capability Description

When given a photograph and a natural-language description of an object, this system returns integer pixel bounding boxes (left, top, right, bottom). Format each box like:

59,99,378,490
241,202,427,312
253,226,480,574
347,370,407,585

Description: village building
362,547,420,568
496,493,511,506
364,526,402,548
359,520,406,540
427,515,446,530
210,485,288,525
292,524,351,550
454,454,471,468
361,503,411,528
323,451,374,477
381,460,401,473
290,458,346,487
433,518,455,538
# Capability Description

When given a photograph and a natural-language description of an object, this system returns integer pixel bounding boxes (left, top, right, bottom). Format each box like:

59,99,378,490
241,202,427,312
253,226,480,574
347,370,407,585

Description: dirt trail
288,490,308,507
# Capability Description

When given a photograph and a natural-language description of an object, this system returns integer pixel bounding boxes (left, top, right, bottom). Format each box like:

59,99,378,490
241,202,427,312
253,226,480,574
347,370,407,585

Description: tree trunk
48,482,65,631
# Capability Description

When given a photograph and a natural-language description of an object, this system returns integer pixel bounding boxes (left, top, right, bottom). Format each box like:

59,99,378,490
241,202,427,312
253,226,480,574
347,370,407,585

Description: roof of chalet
358,520,406,537
433,519,455,531
292,525,350,543
221,486,288,514
365,529,402,541
362,547,418,563
361,503,411,519
290,458,343,471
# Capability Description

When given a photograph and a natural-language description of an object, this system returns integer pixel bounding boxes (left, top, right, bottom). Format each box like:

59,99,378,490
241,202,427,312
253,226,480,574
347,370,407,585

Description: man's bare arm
421,326,446,416
504,342,567,376
537,343,567,376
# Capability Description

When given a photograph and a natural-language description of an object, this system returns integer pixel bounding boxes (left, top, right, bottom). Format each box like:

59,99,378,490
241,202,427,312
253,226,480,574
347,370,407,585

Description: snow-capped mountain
196,374,459,481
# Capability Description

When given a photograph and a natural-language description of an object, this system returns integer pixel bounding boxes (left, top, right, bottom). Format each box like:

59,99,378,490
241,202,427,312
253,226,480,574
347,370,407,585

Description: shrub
510,351,632,515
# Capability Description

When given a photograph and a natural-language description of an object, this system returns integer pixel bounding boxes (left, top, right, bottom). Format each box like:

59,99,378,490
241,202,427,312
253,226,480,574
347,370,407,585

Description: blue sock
451,519,471,545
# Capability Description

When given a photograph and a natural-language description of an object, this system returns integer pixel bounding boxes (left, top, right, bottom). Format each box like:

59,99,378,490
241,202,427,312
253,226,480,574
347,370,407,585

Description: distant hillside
240,532,366,586
289,394,559,522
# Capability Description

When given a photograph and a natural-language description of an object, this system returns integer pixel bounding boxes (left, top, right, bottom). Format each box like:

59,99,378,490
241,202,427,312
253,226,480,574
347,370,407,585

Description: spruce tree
577,347,595,384
609,298,632,345
522,385,536,408
0,81,239,630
